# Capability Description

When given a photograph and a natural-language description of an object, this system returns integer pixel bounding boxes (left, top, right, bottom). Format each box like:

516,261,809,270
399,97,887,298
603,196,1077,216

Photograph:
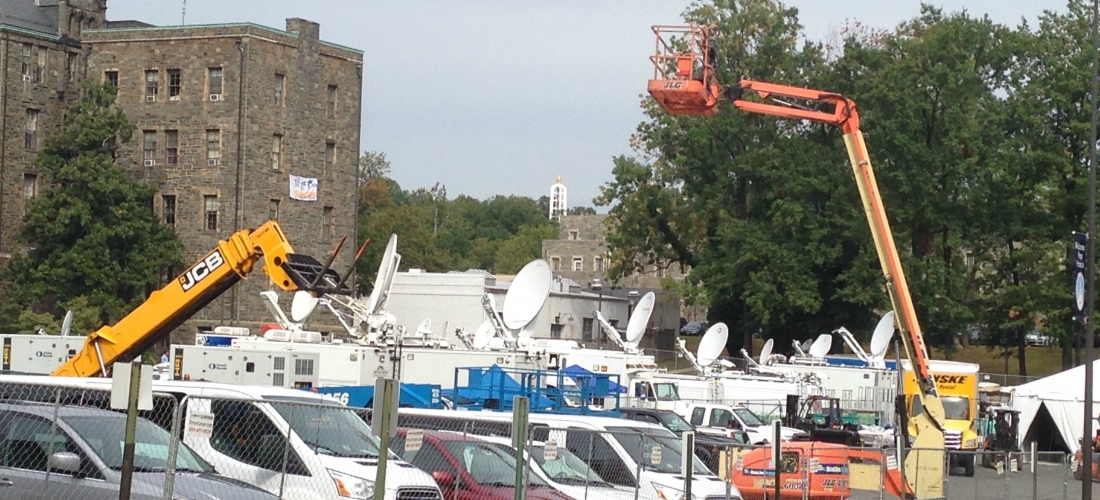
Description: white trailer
0,334,83,374
170,344,320,389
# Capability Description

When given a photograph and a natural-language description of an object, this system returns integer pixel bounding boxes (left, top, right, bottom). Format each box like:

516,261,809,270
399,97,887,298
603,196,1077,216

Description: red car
390,429,572,500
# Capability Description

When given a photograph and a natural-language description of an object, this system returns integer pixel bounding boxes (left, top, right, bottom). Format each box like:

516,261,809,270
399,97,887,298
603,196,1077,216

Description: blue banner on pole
1073,232,1088,322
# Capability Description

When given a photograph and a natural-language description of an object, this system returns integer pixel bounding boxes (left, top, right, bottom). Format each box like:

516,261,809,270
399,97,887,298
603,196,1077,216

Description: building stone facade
2,1,363,345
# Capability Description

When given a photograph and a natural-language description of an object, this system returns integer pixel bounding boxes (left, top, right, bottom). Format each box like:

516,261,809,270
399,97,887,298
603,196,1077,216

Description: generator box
0,335,84,374
171,344,319,389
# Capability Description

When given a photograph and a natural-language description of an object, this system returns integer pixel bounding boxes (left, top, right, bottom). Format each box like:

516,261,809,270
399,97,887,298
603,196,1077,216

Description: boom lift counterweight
51,220,356,378
647,26,945,499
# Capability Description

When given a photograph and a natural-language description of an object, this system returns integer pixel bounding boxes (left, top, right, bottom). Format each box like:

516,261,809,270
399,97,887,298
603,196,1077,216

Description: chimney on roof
286,18,319,40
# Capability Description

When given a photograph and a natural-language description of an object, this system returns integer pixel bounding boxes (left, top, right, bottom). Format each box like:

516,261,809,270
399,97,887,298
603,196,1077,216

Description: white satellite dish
501,259,552,330
696,323,729,367
517,323,537,347
290,291,320,323
366,234,399,315
759,338,774,365
416,318,433,336
808,333,833,358
800,339,813,353
869,311,895,359
473,320,494,350
625,292,656,346
60,310,73,337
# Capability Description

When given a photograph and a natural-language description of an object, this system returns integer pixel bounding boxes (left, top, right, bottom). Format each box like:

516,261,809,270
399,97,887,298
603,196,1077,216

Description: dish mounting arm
675,338,706,375
595,310,631,352
834,327,871,364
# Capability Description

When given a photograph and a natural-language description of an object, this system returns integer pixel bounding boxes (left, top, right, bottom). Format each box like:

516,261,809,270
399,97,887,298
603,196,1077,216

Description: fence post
162,396,183,500
44,387,61,485
1061,451,1069,500
941,449,949,500
277,402,294,500
878,446,885,500
633,433,643,500
1004,450,1010,500
1031,442,1037,500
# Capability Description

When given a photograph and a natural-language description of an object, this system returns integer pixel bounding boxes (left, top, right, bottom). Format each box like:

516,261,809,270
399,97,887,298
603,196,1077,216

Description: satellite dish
759,338,774,365
696,323,729,367
625,292,656,346
869,311,895,359
800,339,813,353
473,320,494,350
517,323,537,347
808,333,833,358
501,259,552,330
366,234,399,315
416,319,433,336
290,291,320,323
60,310,73,337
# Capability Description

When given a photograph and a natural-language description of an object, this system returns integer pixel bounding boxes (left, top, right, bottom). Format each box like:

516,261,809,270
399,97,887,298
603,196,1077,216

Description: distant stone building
2,1,363,344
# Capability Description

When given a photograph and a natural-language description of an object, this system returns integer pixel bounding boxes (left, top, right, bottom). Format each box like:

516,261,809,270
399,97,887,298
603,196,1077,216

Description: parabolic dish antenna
869,311,895,359
696,323,729,367
473,320,494,350
800,339,814,353
808,333,833,358
502,259,552,330
366,234,399,315
416,318,433,336
625,292,656,345
759,338,774,365
60,310,73,337
517,323,537,347
290,291,320,323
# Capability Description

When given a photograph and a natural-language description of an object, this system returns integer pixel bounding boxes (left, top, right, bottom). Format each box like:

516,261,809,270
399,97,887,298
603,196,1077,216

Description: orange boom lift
646,25,945,499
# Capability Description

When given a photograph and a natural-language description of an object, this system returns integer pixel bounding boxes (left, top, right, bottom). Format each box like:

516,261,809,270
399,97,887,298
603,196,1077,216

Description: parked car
0,401,275,500
681,321,707,336
1025,330,1052,347
620,407,748,472
391,429,573,500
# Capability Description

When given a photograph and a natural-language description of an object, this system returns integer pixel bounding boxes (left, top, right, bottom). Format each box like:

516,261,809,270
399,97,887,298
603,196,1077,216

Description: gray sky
108,0,1068,210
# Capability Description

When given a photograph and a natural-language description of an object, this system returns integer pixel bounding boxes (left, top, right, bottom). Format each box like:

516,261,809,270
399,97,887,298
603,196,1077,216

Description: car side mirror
432,471,455,488
48,452,82,476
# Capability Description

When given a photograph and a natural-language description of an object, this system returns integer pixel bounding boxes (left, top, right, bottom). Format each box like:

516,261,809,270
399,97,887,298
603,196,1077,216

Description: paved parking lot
847,463,1086,500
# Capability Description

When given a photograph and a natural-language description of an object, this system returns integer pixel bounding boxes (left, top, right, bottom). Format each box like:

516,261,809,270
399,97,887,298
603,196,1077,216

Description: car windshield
63,416,211,472
941,397,970,420
443,441,547,487
528,444,608,485
269,402,383,458
654,412,694,433
733,408,766,427
605,426,710,475
654,383,679,401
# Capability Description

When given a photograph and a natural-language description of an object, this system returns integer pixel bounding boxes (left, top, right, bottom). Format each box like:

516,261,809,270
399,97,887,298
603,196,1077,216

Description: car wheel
963,456,975,477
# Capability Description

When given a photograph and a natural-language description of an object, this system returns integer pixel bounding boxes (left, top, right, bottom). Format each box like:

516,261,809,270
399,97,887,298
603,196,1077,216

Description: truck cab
901,360,980,477
680,403,800,444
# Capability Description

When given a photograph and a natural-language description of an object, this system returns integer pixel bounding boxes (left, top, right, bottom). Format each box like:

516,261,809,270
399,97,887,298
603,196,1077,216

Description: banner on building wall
289,175,318,201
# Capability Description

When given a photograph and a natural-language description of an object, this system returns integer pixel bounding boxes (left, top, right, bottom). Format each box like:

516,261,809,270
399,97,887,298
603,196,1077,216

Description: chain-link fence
977,372,1040,388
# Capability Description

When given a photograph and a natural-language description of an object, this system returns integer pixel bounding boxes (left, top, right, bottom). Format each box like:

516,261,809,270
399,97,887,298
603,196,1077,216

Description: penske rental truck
902,359,980,477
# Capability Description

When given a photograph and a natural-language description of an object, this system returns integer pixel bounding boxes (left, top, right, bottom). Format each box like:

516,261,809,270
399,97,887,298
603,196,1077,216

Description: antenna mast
181,0,186,25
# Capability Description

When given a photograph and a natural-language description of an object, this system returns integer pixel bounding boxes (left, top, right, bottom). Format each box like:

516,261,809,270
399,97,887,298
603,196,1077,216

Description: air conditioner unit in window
209,94,221,102
169,95,180,101
207,159,218,166
144,159,155,167
21,74,31,83
145,95,156,103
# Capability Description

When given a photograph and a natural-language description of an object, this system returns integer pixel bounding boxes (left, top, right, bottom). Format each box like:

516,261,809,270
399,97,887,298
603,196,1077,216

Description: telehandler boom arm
51,220,354,377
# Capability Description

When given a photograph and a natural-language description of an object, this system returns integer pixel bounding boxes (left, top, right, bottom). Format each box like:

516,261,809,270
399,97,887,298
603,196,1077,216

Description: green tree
494,224,558,274
358,150,392,182
4,82,183,324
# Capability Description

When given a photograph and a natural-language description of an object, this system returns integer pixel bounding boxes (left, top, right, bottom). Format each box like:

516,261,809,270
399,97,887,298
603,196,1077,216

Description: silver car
0,401,276,500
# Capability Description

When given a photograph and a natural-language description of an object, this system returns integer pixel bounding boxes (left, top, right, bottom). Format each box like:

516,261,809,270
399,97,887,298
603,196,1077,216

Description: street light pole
1084,1,1098,497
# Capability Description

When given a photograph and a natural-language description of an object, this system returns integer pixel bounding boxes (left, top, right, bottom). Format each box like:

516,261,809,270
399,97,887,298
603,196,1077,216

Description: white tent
1012,360,1100,453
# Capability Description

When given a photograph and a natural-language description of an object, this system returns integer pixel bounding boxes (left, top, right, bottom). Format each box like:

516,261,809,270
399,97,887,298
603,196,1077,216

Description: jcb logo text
179,251,226,292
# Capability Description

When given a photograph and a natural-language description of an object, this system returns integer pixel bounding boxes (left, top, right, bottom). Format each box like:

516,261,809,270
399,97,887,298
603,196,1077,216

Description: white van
0,374,444,500
397,409,742,500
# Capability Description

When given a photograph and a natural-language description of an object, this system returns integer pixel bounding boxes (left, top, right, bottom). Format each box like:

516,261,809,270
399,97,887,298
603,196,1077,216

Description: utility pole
1084,1,1098,498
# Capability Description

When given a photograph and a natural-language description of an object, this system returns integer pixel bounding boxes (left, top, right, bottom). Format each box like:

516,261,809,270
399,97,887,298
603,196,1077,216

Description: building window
21,44,31,80
582,318,594,342
595,256,604,272
66,53,77,85
569,230,579,241
25,110,38,150
34,46,45,83
324,141,335,179
162,195,176,225
144,70,158,101
204,195,219,231
23,174,37,200
208,67,223,98
275,73,285,105
269,199,280,220
206,129,220,164
551,324,563,339
143,130,157,166
105,70,118,87
165,130,179,165
658,265,667,278
551,257,561,271
572,257,583,272
322,206,334,239
168,69,181,100
271,134,282,170
327,85,337,117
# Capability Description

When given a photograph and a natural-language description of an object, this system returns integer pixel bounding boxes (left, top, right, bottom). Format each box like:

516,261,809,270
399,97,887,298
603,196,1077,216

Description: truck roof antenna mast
647,25,944,499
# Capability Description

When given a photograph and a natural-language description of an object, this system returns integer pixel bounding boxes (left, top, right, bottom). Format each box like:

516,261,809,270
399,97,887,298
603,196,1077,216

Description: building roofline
83,22,363,55
0,23,62,41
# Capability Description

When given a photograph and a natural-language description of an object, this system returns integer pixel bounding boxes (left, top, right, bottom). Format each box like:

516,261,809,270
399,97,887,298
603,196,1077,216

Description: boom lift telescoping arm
647,26,944,499
51,220,356,378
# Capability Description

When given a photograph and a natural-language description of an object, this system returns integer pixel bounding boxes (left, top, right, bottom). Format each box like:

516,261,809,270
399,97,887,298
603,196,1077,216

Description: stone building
542,214,687,288
2,1,363,344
